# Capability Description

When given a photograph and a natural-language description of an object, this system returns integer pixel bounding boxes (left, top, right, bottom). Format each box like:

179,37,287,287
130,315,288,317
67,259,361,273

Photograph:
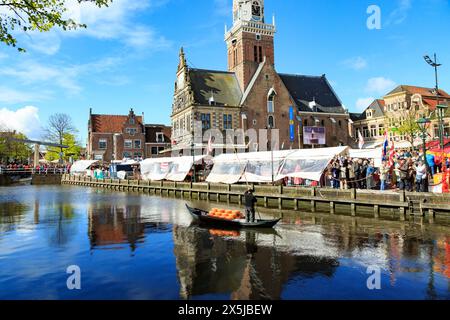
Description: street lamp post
424,54,444,150
417,117,431,192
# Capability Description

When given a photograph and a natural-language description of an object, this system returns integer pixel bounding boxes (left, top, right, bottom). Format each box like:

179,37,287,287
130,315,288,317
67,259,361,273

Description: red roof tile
402,85,450,98
90,115,143,133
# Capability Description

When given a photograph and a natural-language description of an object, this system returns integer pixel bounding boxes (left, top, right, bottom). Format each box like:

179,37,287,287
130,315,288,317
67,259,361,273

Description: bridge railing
0,168,68,175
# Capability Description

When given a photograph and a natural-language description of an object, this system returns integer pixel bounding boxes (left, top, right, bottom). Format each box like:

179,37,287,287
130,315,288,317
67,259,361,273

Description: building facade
171,0,350,152
352,85,450,148
87,109,172,161
144,124,172,158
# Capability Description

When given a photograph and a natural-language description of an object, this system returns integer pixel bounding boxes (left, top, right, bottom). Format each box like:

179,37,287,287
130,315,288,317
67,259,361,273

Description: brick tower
225,0,276,91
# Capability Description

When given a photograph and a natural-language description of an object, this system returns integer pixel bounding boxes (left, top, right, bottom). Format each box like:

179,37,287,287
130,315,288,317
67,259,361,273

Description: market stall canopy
239,150,296,183
71,160,99,175
140,156,207,181
120,159,140,165
394,140,413,149
361,141,383,149
207,147,348,184
348,148,383,167
277,146,348,182
205,153,249,184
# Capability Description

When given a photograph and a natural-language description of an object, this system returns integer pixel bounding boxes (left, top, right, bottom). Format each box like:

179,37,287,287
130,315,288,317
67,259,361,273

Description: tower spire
178,47,187,71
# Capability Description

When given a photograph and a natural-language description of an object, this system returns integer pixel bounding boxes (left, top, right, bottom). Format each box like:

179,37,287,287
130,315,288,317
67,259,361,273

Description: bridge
5,137,69,165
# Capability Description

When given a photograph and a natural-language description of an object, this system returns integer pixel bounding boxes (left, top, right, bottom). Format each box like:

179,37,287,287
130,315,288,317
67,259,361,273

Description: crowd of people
325,150,450,192
0,162,72,174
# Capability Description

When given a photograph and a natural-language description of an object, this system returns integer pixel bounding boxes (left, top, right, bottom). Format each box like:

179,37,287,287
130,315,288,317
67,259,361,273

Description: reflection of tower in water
172,226,338,300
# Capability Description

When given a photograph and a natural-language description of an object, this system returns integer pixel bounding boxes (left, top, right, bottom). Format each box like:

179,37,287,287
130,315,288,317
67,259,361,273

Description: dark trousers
333,179,340,189
399,178,408,190
415,180,422,192
245,207,255,223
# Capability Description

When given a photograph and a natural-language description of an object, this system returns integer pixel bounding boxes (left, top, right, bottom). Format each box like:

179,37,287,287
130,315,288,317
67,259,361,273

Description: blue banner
289,106,295,142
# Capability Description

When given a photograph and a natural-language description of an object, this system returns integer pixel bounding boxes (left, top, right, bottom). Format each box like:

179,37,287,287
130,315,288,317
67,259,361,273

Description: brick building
171,0,350,152
87,109,172,161
144,124,172,158
351,85,450,149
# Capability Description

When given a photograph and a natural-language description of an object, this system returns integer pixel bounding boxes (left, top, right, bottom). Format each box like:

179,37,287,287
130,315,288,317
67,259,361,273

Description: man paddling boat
244,188,257,223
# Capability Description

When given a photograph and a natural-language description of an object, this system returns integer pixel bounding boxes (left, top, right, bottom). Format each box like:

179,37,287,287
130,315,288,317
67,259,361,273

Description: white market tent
207,147,348,184
348,148,383,167
276,146,348,182
140,155,207,182
206,150,294,184
70,160,99,176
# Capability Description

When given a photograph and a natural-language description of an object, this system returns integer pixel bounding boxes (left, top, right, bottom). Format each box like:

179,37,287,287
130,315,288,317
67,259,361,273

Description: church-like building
171,0,351,152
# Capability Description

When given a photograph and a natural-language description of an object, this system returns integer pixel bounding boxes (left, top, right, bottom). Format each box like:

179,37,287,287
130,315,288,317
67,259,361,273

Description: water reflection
0,186,448,300
0,202,28,231
88,202,172,252
173,226,339,300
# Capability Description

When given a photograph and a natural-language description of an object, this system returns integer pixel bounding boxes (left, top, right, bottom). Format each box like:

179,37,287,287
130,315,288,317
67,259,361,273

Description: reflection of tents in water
172,226,338,300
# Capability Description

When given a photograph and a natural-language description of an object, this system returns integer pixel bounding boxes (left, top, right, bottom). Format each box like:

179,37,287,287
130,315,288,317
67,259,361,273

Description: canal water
0,185,448,300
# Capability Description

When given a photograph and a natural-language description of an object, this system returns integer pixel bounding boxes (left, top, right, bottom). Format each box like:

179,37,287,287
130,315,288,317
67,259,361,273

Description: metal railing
0,168,68,175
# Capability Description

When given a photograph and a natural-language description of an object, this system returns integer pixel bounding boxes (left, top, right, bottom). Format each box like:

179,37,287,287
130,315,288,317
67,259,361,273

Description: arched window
252,1,261,17
268,115,275,129
267,88,276,113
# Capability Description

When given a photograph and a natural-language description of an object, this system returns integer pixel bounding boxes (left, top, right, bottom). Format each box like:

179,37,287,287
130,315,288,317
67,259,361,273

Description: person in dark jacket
244,188,257,223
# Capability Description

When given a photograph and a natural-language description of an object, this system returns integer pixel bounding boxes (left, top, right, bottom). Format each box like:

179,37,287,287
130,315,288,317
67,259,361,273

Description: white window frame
156,133,164,143
134,139,142,149
124,139,132,149
99,139,107,150
126,128,137,136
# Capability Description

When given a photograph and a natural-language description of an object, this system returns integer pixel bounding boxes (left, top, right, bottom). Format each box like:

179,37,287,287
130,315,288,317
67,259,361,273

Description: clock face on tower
252,1,261,19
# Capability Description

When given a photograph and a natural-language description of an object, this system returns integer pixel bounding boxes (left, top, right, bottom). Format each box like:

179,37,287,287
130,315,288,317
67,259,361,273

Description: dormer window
208,93,216,106
129,118,135,125
126,128,137,136
156,133,164,143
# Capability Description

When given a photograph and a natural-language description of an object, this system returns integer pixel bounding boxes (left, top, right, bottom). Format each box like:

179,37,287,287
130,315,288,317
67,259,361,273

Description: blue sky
0,0,449,142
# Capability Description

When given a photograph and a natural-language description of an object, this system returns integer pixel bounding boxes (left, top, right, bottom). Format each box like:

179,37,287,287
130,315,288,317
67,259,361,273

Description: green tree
45,132,82,162
0,130,33,162
397,114,421,146
0,0,111,51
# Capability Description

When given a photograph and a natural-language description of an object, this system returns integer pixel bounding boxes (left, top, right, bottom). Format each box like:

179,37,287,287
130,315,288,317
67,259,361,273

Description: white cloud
356,97,376,111
0,86,50,104
123,26,171,50
0,62,81,95
387,0,412,25
365,77,396,94
26,32,62,56
0,106,43,137
63,0,172,50
342,57,368,70
2,0,171,55
0,56,122,96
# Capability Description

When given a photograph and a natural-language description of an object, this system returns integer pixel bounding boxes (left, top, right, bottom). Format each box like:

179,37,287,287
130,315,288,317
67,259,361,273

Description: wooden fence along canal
61,174,450,224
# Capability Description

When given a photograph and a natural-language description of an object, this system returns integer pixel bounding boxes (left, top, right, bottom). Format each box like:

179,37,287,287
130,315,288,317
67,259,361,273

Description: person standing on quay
379,160,389,191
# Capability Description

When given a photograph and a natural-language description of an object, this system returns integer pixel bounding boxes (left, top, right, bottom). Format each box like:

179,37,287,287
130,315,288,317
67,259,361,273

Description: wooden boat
186,204,281,229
